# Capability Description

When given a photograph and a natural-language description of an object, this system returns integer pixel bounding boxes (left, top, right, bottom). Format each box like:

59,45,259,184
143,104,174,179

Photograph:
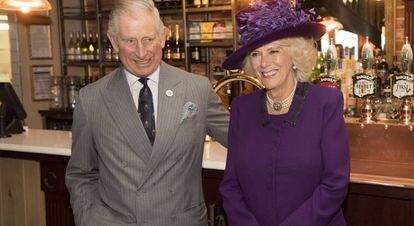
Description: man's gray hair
108,0,165,37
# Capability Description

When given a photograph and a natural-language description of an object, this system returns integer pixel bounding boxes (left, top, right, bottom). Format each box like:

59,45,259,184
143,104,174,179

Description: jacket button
121,161,128,168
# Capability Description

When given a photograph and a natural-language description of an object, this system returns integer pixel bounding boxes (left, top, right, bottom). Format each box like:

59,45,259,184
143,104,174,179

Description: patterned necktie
138,78,156,145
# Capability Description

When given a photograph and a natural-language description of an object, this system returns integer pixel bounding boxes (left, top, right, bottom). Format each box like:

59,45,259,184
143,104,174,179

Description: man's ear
161,26,168,49
107,32,119,52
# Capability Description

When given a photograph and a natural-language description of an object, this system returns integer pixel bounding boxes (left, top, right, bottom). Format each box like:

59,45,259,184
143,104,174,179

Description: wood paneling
0,158,45,226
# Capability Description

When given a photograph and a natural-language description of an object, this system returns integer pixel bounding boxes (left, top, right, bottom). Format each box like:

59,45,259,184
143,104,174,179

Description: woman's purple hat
222,0,326,70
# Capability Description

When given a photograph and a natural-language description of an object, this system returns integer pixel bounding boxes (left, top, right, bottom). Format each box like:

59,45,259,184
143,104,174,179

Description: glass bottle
87,31,95,60
66,76,80,110
67,32,75,61
74,31,82,61
172,24,182,61
163,25,172,61
80,32,89,61
105,38,113,61
50,76,64,109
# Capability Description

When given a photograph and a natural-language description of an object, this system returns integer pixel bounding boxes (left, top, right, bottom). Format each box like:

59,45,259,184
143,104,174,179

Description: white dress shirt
124,66,159,125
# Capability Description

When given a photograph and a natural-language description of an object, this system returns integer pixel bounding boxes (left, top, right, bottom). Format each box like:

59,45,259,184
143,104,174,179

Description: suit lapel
100,67,152,162
137,62,185,189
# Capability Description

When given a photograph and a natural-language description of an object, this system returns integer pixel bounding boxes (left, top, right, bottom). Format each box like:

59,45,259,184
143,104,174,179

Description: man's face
108,13,166,77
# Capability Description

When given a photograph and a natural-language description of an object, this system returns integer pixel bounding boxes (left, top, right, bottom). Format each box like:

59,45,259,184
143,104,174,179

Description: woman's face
249,41,294,91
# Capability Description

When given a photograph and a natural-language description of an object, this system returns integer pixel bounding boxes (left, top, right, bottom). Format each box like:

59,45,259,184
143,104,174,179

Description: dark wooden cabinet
38,110,73,131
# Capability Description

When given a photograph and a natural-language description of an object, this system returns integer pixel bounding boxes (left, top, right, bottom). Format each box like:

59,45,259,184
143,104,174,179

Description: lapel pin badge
166,90,174,97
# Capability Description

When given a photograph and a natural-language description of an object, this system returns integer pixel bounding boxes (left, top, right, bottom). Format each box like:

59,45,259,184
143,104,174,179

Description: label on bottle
173,52,181,60
392,73,414,98
352,73,377,98
315,76,339,89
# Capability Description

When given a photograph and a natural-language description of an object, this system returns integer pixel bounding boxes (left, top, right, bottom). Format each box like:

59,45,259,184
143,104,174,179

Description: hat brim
222,23,326,70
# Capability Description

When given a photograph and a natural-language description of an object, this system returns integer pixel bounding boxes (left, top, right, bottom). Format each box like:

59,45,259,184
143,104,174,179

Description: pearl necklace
266,82,297,111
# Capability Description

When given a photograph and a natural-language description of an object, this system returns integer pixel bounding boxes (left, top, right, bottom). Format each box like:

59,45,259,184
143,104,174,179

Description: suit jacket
220,83,350,226
65,62,229,226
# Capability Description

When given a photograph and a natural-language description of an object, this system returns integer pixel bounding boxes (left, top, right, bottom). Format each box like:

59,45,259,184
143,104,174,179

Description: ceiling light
0,0,51,13
319,16,344,32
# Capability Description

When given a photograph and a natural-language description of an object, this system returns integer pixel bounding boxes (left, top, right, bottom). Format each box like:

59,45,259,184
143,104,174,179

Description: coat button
121,161,128,168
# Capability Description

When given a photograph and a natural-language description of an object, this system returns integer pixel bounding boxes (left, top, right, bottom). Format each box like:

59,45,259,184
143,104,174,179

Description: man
65,0,229,225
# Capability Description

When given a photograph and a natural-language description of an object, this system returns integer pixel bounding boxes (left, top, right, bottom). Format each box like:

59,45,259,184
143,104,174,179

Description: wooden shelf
186,5,232,13
64,61,120,67
188,40,234,47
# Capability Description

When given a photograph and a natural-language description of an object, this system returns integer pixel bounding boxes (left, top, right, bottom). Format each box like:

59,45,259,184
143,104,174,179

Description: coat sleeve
205,78,230,148
219,99,261,226
65,90,99,226
280,90,350,226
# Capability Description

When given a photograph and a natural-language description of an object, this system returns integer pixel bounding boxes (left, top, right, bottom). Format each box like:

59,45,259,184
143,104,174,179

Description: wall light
0,0,51,13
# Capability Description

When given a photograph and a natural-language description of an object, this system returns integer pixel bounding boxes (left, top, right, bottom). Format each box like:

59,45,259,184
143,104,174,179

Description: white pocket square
180,102,198,123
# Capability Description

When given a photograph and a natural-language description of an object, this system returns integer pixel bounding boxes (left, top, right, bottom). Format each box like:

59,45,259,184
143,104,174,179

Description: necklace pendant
273,102,283,111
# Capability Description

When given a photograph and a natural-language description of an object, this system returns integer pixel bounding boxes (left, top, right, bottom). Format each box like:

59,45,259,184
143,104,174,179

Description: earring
292,65,297,70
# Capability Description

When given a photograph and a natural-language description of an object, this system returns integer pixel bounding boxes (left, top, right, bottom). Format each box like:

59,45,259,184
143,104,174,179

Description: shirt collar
124,65,160,87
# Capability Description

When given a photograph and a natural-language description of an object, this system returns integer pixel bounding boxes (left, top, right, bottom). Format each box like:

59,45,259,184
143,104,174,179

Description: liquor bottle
74,31,82,61
80,32,89,61
172,24,182,61
87,31,95,60
191,47,200,62
67,32,75,61
163,26,172,61
376,51,389,98
94,32,100,60
389,55,401,77
105,38,113,61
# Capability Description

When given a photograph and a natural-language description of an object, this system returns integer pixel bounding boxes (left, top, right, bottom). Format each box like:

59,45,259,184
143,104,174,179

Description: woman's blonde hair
242,37,317,82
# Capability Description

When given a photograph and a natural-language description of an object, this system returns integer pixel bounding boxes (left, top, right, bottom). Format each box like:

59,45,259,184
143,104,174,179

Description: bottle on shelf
389,55,401,77
94,32,100,60
87,31,95,61
191,47,200,62
376,51,389,99
67,32,75,61
163,25,173,61
80,32,89,61
172,24,182,61
105,38,113,61
74,31,82,61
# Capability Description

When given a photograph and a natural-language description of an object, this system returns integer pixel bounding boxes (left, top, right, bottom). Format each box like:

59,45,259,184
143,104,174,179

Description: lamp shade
0,0,51,13
319,16,344,32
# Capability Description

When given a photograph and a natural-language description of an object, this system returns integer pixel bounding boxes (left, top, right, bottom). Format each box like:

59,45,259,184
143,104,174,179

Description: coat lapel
137,62,185,189
100,67,152,162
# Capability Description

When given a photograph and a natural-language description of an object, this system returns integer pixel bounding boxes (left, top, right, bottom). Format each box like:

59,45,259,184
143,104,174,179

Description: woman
219,0,350,225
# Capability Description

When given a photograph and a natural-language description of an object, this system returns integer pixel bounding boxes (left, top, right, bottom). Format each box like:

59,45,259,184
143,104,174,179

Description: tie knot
139,78,149,87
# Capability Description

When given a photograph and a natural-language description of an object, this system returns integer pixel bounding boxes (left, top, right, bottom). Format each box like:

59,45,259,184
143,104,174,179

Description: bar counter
1,123,414,226
1,128,413,188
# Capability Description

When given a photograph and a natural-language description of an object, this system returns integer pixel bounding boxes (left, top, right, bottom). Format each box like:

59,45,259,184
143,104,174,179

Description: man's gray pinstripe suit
65,62,229,226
